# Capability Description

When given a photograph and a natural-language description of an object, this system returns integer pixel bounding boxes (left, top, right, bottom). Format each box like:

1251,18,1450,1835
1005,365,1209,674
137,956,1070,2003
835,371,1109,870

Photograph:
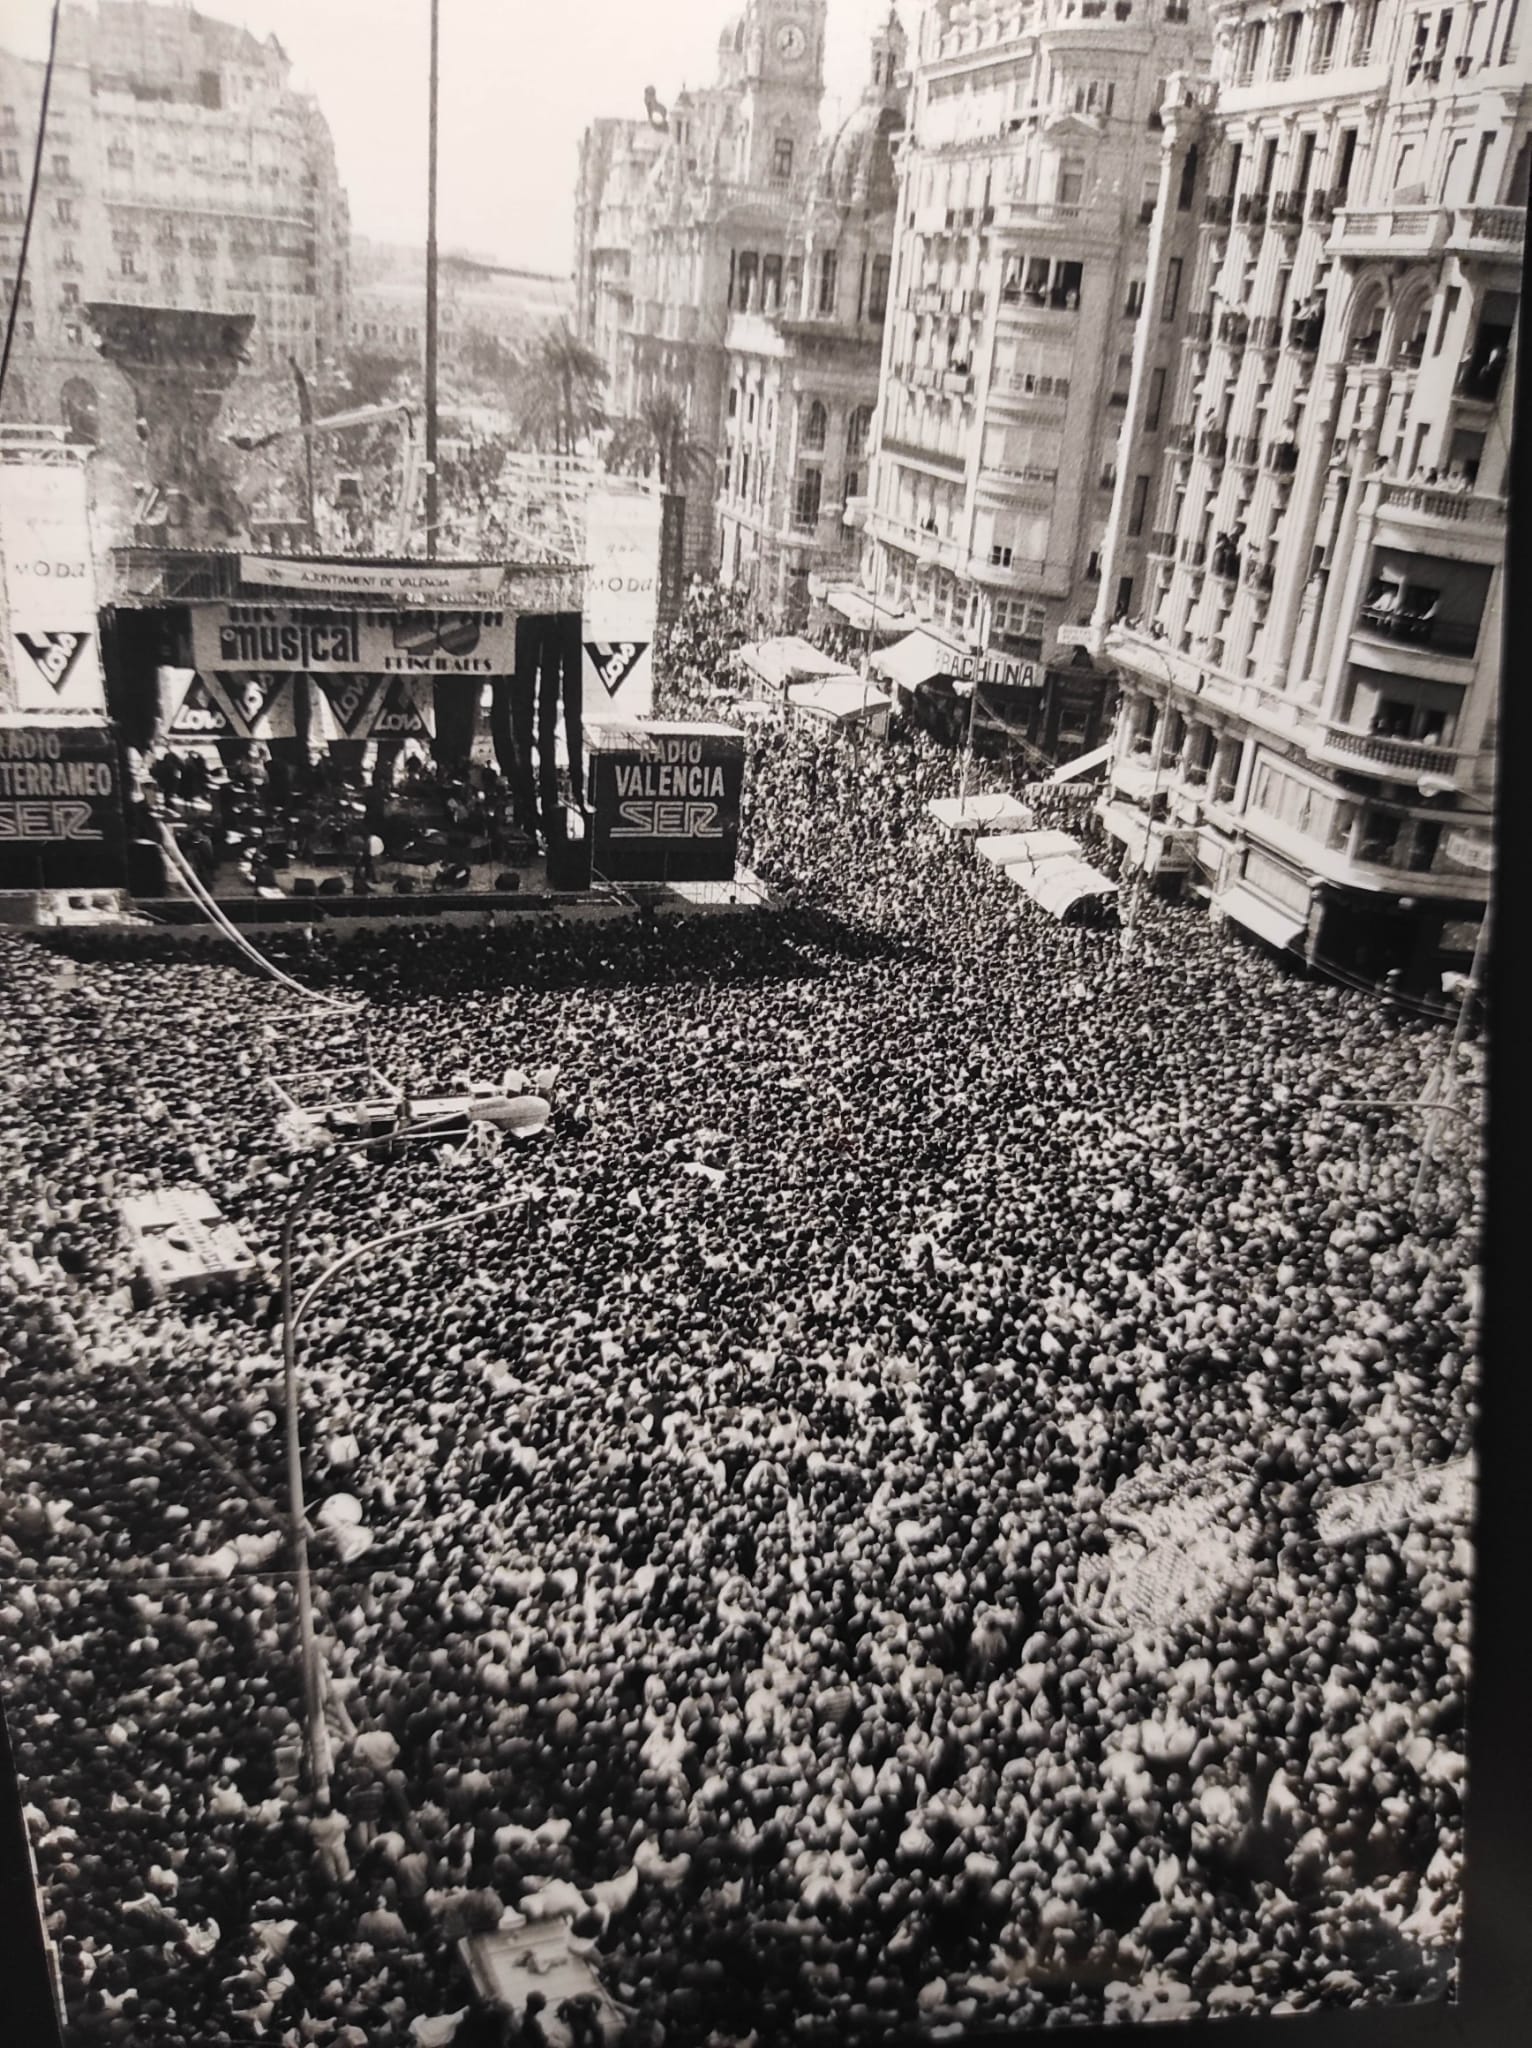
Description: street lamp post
278,1105,546,1803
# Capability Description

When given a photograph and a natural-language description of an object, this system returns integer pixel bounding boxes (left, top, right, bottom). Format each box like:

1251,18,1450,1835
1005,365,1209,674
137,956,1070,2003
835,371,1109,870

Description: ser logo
585,641,647,698
15,630,89,695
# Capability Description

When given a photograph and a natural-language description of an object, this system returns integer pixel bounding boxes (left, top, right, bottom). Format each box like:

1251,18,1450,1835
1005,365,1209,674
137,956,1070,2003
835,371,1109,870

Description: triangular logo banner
585,640,647,698
317,675,383,738
166,674,235,739
15,630,90,695
370,677,433,738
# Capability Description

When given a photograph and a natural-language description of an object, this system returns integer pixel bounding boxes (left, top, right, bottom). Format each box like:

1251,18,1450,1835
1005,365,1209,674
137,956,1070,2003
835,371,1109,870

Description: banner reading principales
0,457,107,717
0,723,126,889
191,605,517,676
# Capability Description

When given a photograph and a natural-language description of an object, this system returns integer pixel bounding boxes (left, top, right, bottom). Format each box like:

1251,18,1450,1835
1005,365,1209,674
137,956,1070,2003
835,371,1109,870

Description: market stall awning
1214,885,1308,952
1049,742,1113,785
927,792,1035,835
1010,862,1119,919
871,629,964,692
976,828,1081,868
1098,799,1150,862
786,677,891,723
736,637,857,693
1106,757,1163,802
824,587,918,637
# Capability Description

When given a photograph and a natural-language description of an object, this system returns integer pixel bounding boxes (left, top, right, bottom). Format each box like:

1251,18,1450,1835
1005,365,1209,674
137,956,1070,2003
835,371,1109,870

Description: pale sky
3,0,915,273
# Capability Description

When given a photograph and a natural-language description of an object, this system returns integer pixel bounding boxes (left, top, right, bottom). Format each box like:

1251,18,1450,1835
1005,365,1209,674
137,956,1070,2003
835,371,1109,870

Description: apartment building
859,0,1213,665
0,0,349,449
1094,0,1521,989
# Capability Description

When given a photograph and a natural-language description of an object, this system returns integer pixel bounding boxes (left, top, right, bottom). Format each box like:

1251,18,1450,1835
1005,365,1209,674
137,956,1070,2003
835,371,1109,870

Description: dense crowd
1,585,1480,2044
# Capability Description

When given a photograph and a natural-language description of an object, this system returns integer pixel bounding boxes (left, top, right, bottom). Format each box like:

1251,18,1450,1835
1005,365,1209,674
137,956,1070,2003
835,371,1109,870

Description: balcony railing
1310,187,1341,225
1237,191,1269,228
1187,310,1215,344
1270,190,1306,230
1203,191,1235,226
1348,332,1382,364
1287,312,1324,354
1248,314,1282,351
1378,480,1507,527
1357,607,1479,656
1320,726,1460,777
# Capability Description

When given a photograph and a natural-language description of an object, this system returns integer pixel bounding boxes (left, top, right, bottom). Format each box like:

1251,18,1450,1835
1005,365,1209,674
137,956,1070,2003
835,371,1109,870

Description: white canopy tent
927,792,1035,835
786,676,892,735
978,828,1120,923
735,637,857,696
824,587,918,637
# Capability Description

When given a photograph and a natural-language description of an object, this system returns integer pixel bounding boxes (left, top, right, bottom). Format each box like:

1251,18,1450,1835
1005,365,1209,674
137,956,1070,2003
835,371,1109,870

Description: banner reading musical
190,605,517,676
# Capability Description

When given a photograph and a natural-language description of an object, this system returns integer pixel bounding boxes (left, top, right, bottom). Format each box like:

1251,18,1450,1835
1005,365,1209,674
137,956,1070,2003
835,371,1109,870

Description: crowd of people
1,584,1480,2045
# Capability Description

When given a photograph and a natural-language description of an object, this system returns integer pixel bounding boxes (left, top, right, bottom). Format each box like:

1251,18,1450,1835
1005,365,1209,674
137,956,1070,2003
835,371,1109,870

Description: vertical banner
0,457,107,717
582,488,660,720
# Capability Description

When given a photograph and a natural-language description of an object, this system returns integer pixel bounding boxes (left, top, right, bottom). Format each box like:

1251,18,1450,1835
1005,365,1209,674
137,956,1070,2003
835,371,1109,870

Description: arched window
803,399,828,451
60,376,98,445
847,404,873,455
1347,281,1386,364
772,134,794,184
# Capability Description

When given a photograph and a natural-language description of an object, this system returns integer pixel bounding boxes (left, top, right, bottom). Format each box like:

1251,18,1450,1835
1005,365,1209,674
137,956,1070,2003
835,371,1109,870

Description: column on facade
1277,361,1349,694
1304,369,1393,711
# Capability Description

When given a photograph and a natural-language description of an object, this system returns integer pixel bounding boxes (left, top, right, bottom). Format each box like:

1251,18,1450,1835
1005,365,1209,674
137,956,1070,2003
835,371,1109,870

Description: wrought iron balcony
1203,192,1234,226
1237,192,1268,228
1199,426,1229,460
1357,606,1479,656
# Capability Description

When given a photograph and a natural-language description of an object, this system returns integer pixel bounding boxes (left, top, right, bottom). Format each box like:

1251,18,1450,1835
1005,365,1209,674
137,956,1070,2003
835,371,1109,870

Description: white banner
191,605,516,676
1441,828,1493,875
582,490,659,718
0,459,106,716
241,555,509,605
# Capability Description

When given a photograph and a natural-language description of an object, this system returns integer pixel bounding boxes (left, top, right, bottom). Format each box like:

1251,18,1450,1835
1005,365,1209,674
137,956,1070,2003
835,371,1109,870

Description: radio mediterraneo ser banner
582,489,661,719
0,722,125,889
587,723,743,885
0,457,107,717
191,605,516,676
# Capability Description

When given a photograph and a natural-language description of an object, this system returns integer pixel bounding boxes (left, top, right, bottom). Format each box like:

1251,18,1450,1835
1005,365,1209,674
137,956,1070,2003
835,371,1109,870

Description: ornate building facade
574,1,904,605
859,0,1213,663
1093,0,1521,988
0,0,350,449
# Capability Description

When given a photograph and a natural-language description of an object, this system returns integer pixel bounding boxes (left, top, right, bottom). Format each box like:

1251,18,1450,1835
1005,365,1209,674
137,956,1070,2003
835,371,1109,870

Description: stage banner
582,489,660,718
0,457,107,717
0,721,126,889
314,675,435,741
586,721,743,884
241,556,508,605
190,605,516,677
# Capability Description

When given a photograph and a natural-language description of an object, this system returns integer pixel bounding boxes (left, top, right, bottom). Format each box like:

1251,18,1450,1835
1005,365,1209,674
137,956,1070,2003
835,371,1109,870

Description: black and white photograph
0,2,1518,2043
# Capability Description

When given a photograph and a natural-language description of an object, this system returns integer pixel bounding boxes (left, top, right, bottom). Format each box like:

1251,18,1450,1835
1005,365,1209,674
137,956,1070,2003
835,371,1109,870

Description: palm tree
515,321,607,456
604,388,713,489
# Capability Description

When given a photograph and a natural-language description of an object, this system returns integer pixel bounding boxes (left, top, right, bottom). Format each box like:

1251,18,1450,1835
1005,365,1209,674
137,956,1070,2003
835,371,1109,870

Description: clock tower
735,0,825,187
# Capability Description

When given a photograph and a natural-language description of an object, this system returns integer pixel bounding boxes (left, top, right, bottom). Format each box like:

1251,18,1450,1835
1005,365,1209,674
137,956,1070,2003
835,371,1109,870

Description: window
847,404,873,454
1433,283,1460,354
762,253,783,311
50,153,69,179
1466,132,1496,201
1115,575,1135,617
1177,144,1199,211
868,255,891,320
728,386,739,419
1293,132,1317,197
0,192,21,221
1258,138,1278,196
991,543,1014,567
803,399,827,450
1145,366,1166,430
61,281,79,306
1312,2,1344,68
1160,256,1183,320
1058,157,1087,205
1351,0,1381,59
772,135,794,183
1124,276,1145,317
793,467,822,528
817,249,838,316
55,198,75,226
1127,475,1150,536
1274,12,1302,74
1333,128,1358,199
1,149,19,178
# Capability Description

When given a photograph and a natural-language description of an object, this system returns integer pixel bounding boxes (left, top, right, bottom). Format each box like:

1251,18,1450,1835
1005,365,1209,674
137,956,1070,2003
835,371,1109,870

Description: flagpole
423,0,440,561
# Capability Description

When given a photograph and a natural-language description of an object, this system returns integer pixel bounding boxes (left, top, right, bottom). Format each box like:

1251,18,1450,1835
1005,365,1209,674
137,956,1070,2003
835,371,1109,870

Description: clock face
777,23,807,61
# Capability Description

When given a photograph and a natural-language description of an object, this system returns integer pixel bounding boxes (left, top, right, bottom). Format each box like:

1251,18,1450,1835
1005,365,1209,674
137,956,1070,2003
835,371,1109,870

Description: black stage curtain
101,607,168,753
536,617,562,846
557,610,585,810
432,678,476,767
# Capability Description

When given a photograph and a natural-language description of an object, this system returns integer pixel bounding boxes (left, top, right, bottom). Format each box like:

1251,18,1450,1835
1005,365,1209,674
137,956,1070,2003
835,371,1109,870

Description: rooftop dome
824,101,902,210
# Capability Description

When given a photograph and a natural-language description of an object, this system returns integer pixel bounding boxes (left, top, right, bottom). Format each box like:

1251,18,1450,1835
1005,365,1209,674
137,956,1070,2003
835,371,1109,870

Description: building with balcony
1093,0,1519,990
0,0,349,454
573,1,840,579
858,0,1214,674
